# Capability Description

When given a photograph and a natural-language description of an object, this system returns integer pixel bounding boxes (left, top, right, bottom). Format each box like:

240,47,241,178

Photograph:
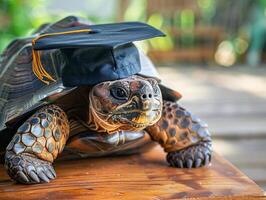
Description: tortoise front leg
146,101,212,168
5,105,69,184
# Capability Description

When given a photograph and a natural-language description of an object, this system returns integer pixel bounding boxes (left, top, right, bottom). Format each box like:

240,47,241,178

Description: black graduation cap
31,22,165,86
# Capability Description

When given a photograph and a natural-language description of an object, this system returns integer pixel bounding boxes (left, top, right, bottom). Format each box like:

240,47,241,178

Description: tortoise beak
141,100,152,111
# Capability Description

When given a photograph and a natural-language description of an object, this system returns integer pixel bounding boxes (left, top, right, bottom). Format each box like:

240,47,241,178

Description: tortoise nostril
148,94,152,98
142,94,147,99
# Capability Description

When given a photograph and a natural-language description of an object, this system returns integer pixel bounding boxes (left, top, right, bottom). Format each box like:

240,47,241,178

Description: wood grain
0,147,265,200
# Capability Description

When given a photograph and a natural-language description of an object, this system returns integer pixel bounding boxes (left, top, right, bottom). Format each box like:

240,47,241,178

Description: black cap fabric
34,22,165,50
32,22,165,86
61,43,141,86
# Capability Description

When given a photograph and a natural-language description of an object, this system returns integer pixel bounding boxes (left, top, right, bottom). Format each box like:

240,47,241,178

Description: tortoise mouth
111,109,161,129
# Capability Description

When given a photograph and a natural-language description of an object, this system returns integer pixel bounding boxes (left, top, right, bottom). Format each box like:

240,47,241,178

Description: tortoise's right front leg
146,101,212,168
5,105,69,184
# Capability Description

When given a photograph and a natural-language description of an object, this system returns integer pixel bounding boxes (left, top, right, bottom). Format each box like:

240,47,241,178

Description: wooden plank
0,147,264,200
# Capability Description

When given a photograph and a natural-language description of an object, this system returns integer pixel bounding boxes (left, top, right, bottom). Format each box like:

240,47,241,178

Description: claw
44,168,55,179
195,158,202,168
196,152,204,160
176,160,183,168
29,171,40,183
186,159,193,168
38,171,50,183
169,160,175,167
26,165,35,174
17,171,29,183
48,166,56,178
204,154,210,166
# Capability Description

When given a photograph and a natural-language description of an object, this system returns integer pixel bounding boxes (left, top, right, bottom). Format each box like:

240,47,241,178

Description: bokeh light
215,41,236,67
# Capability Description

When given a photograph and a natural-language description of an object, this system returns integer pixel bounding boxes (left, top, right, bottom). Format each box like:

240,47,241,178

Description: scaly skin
5,105,69,184
146,101,212,168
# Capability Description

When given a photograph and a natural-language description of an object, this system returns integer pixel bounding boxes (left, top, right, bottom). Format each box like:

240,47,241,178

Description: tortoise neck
87,105,106,132
87,106,121,134
87,92,121,134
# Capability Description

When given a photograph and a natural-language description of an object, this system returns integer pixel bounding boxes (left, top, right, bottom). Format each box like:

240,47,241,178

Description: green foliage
0,0,52,52
124,0,147,21
147,14,174,51
197,0,216,23
0,0,118,52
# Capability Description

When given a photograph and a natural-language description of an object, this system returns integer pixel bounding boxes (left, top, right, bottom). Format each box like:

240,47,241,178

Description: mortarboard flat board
31,22,165,86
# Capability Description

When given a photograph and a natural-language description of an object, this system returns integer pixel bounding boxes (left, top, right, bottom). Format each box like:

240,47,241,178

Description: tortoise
0,16,212,184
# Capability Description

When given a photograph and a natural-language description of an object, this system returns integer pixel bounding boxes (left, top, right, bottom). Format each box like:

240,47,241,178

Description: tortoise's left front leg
146,101,212,168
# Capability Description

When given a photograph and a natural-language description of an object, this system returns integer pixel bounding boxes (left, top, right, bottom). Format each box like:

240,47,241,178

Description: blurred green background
1,0,266,66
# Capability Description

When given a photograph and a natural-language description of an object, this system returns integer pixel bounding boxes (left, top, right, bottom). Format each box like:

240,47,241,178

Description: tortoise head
89,75,162,133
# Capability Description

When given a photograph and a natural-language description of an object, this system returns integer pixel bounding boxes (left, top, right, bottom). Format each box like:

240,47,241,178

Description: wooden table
0,147,265,200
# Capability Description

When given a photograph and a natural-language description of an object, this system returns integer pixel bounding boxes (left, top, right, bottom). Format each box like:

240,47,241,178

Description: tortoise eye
110,87,128,100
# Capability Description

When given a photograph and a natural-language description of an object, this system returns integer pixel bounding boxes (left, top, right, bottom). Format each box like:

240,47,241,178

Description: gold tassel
32,29,92,84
